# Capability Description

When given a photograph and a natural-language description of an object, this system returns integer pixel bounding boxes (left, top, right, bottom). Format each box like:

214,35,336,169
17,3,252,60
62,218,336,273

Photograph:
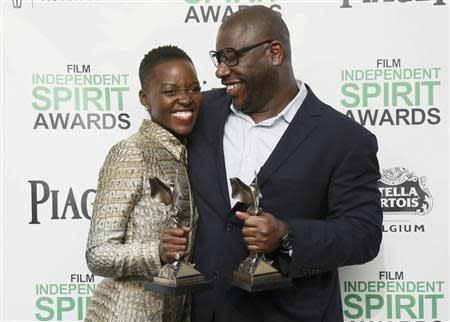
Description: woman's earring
145,105,151,113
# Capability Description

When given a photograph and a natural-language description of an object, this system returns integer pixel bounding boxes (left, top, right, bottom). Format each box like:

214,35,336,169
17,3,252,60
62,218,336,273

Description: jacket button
225,222,233,232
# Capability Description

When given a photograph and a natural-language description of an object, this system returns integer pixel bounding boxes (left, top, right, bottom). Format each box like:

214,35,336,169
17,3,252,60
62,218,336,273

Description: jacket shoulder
190,88,229,137
319,101,376,141
202,88,228,101
102,132,146,163
199,88,229,114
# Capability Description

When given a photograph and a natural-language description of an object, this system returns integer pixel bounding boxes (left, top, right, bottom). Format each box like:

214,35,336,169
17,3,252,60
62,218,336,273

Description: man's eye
222,50,235,61
163,90,177,95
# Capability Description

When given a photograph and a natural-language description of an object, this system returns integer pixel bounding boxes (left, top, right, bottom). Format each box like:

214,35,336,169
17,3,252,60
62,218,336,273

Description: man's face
215,25,277,115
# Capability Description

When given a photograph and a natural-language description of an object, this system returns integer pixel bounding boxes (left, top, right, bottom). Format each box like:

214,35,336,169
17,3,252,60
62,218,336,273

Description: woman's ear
139,89,151,112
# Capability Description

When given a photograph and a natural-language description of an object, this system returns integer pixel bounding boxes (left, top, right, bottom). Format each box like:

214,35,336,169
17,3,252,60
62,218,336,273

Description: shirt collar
139,119,186,162
229,80,308,126
282,81,307,124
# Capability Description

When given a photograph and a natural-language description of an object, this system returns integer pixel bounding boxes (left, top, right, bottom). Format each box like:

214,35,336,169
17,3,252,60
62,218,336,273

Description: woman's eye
190,86,201,93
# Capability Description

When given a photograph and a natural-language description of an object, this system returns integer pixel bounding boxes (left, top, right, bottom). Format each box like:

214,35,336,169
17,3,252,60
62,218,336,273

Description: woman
84,46,201,322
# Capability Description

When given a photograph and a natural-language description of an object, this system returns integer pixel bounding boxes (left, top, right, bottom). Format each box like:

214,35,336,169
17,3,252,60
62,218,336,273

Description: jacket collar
257,84,323,187
213,84,323,199
139,119,186,162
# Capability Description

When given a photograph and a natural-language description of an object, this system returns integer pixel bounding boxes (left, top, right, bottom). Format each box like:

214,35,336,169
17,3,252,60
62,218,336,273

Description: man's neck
249,80,300,124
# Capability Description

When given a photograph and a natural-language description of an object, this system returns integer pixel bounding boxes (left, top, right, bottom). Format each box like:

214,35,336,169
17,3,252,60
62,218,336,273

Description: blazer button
225,222,233,232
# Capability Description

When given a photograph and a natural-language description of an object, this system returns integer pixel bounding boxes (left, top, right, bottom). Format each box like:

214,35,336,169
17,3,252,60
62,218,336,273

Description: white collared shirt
223,81,308,206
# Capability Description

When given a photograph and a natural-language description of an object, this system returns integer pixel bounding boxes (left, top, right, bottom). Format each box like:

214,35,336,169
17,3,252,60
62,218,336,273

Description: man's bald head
220,6,291,60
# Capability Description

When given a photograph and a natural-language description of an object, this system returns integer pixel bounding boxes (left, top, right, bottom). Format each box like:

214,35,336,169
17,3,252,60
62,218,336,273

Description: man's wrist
279,220,294,254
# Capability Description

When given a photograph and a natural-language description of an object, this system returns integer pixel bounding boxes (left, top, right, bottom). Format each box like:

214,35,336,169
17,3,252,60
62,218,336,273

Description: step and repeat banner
1,0,448,321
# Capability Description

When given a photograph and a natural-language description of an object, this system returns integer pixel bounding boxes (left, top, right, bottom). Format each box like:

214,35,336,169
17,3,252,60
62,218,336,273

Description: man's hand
235,211,286,253
159,226,191,264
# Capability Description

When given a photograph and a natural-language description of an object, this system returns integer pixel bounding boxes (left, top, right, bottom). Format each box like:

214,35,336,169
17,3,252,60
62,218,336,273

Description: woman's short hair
139,45,193,89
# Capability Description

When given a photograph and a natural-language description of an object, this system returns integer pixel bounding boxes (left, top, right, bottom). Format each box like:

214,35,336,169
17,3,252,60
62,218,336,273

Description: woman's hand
159,226,191,264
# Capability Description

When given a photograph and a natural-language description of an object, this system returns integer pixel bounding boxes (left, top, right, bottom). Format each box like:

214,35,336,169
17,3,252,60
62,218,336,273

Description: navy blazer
188,85,382,322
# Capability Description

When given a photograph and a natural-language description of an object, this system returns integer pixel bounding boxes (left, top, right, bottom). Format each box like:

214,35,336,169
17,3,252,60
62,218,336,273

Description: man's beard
235,72,279,116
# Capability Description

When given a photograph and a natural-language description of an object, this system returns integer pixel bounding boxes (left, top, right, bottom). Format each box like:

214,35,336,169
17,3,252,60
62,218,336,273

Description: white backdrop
1,0,448,321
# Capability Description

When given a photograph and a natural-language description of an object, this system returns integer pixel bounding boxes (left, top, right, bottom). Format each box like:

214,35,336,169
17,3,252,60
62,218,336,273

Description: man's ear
269,41,284,66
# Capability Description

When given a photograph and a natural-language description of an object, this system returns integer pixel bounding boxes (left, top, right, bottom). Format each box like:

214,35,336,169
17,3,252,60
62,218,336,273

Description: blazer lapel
207,91,233,210
258,86,323,187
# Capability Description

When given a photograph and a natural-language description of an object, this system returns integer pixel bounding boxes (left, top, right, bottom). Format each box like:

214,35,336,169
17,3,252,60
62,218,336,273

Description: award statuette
230,176,291,292
144,172,211,295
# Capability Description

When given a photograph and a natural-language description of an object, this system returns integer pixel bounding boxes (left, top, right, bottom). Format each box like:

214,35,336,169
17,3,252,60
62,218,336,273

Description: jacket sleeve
85,140,161,278
280,131,382,279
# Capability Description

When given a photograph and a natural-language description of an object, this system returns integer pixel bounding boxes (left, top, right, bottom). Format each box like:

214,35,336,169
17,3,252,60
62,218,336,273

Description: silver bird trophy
144,171,211,295
230,175,291,292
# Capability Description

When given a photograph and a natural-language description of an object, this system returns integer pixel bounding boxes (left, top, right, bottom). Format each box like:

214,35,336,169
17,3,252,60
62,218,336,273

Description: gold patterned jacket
85,119,197,322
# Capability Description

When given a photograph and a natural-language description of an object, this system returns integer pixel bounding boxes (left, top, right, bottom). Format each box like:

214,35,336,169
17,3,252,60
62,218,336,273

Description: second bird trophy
230,176,291,292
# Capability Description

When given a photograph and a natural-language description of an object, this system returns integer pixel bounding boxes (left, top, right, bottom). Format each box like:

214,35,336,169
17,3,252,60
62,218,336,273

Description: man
188,5,382,322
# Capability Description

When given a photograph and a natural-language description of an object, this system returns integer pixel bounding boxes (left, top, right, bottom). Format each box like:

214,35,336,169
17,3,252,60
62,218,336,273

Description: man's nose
215,61,231,79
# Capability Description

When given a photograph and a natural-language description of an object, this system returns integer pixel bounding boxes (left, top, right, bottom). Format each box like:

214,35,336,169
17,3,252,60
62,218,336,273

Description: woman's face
139,59,201,138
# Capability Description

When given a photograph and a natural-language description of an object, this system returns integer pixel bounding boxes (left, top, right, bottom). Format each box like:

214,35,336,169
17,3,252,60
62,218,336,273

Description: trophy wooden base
144,262,213,295
231,257,291,292
231,270,291,292
144,277,213,295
